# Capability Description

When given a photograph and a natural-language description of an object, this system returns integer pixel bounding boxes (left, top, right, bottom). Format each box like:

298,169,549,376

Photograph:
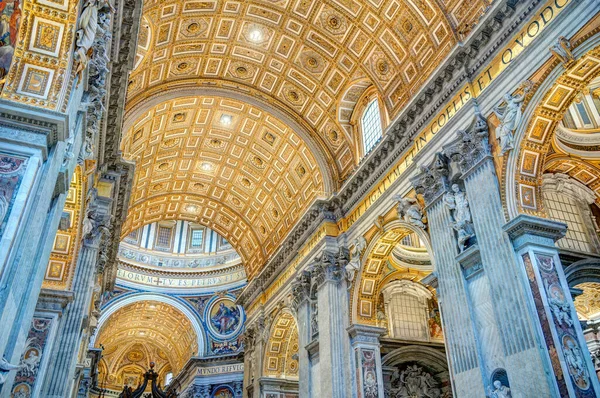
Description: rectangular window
389,294,428,341
361,99,383,154
190,228,204,249
544,191,593,253
155,226,173,249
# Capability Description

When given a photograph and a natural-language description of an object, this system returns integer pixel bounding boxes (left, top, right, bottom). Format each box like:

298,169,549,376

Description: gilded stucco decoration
1,0,80,110
514,47,600,214
120,96,326,279
263,311,299,379
95,300,197,390
126,0,492,180
42,165,83,290
573,282,600,321
351,224,432,325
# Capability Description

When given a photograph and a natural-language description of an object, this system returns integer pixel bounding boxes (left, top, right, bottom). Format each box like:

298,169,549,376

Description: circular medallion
207,298,242,338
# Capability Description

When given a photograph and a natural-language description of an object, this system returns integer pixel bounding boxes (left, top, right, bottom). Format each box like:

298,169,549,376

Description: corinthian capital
443,113,491,173
291,271,312,312
410,152,451,206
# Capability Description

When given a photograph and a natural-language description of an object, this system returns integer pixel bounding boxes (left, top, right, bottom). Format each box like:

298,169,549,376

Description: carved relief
394,196,427,229
388,364,444,398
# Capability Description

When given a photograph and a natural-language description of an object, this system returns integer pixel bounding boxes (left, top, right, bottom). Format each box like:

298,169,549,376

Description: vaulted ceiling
123,0,492,280
96,301,197,389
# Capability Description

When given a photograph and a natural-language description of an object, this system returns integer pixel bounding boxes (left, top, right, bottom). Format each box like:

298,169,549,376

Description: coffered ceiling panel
121,96,326,279
126,0,491,179
96,300,198,389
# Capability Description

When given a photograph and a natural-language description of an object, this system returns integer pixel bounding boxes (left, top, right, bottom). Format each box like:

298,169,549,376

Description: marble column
504,215,600,397
411,152,483,396
311,248,351,398
40,196,113,398
413,110,600,397
242,328,256,398
291,270,312,398
347,325,386,398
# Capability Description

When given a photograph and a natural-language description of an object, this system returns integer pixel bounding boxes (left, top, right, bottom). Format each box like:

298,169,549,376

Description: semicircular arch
93,292,206,357
507,43,600,217
263,309,299,380
351,219,434,325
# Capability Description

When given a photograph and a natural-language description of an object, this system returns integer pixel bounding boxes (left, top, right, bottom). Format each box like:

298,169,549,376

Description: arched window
361,99,383,154
165,372,173,386
381,280,432,341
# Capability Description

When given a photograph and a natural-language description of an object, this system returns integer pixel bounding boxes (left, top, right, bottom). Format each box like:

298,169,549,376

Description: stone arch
565,259,600,287
381,345,451,397
262,309,299,380
92,292,206,357
506,41,600,218
350,219,434,326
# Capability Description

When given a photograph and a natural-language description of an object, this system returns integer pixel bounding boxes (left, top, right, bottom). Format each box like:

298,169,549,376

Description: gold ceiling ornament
350,223,431,326
2,0,80,111
573,282,600,321
43,165,84,290
95,300,197,390
120,96,327,279
126,0,491,179
513,48,600,215
263,311,299,379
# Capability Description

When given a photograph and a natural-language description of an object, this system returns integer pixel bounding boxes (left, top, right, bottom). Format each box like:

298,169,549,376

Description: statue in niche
389,364,442,398
492,81,532,155
0,356,20,385
488,380,511,398
345,236,367,284
311,302,318,337
549,36,574,66
74,0,115,82
394,195,427,229
546,283,573,327
443,184,474,252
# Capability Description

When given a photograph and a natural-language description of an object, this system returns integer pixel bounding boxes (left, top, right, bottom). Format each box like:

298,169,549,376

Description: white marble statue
488,380,511,398
549,36,573,65
74,0,114,82
391,365,441,398
443,184,474,252
0,356,21,385
492,83,531,154
394,195,426,229
345,236,367,284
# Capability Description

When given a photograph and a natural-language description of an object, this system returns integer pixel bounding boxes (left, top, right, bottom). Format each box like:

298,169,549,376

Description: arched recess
381,345,452,397
120,94,331,279
565,259,600,322
507,43,600,218
92,292,206,357
350,220,434,326
263,310,299,380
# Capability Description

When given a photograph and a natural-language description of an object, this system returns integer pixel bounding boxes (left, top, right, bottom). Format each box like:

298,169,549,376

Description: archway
93,292,206,356
93,299,198,392
350,220,434,326
263,310,299,380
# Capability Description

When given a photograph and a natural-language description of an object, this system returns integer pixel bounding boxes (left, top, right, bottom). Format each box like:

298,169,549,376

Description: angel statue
345,236,367,285
492,81,532,155
74,0,115,82
393,194,426,229
0,356,21,385
549,36,574,66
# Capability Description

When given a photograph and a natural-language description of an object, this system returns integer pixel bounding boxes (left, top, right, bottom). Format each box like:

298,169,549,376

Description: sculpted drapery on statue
74,0,115,82
345,237,367,285
443,184,474,253
394,196,427,229
492,82,532,155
